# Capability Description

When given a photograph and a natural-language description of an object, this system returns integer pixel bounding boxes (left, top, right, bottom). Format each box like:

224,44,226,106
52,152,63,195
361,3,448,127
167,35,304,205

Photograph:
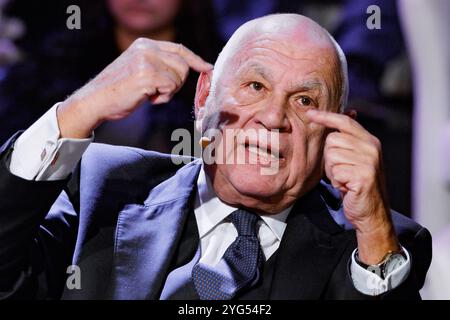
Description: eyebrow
240,63,274,82
289,79,324,93
240,63,326,96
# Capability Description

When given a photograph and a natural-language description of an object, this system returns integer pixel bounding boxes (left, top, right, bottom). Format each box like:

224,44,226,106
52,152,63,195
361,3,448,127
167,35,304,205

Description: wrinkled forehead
233,35,337,71
215,17,338,80
247,18,333,49
229,16,335,60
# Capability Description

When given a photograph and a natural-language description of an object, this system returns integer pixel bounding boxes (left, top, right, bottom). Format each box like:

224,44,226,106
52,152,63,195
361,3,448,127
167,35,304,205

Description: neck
115,25,177,52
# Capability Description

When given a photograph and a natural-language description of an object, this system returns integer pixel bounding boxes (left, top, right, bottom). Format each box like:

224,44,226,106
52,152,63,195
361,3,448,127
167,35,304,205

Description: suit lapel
107,159,202,299
269,186,352,299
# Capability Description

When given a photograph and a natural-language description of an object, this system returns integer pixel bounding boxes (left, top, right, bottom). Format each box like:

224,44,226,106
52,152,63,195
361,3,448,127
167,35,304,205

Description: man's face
203,30,341,213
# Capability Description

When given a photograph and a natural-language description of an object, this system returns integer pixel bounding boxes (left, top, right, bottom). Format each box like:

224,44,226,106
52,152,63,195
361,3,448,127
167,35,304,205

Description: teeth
247,145,278,160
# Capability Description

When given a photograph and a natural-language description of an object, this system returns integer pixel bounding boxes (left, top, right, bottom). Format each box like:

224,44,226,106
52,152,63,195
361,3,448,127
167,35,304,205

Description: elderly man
0,14,430,299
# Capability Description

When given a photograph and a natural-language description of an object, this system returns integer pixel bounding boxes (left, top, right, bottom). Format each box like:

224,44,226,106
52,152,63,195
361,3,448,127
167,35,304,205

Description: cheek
303,126,326,170
288,123,325,177
212,94,257,129
219,88,251,109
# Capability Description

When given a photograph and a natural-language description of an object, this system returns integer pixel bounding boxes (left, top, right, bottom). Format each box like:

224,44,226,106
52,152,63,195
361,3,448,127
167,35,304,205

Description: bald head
210,14,348,111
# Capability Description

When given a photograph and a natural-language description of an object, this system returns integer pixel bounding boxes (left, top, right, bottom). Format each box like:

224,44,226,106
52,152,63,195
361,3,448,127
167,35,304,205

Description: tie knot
230,209,260,237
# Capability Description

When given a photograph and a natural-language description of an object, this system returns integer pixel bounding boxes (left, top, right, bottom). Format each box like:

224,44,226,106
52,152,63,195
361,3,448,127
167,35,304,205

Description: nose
253,95,291,132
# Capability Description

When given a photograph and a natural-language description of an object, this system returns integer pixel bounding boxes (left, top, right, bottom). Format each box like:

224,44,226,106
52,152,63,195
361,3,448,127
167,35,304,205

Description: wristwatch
355,248,407,280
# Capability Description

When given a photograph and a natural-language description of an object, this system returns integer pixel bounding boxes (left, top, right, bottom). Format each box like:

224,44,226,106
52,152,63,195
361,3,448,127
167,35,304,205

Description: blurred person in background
0,0,223,153
0,0,24,79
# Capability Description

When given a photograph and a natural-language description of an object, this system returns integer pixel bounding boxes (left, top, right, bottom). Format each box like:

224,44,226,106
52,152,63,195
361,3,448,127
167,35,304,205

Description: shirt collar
194,165,292,241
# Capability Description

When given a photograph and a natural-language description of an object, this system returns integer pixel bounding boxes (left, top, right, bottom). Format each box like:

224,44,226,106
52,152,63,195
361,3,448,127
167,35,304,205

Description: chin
228,164,285,199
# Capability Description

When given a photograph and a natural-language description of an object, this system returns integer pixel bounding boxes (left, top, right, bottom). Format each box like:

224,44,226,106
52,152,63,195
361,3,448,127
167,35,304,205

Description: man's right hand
56,38,213,139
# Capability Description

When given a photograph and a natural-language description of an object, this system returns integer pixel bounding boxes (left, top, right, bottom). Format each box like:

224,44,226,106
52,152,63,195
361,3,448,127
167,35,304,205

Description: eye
250,81,264,91
299,96,312,106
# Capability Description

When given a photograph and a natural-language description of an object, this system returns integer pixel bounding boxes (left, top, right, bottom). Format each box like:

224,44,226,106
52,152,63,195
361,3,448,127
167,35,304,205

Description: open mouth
242,140,283,165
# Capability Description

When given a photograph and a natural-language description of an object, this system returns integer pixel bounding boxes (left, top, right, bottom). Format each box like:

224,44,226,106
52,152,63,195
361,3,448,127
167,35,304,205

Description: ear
194,70,213,119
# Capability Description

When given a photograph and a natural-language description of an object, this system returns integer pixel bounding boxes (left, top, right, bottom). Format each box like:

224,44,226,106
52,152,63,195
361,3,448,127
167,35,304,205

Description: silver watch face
384,253,407,276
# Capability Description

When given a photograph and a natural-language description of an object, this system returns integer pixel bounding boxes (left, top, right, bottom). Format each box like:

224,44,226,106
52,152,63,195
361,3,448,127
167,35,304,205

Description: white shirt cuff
9,103,93,181
350,246,411,296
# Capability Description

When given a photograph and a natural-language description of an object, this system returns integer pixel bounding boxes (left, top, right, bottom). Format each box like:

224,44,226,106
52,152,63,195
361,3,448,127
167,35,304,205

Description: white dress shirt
7,103,411,296
194,166,291,265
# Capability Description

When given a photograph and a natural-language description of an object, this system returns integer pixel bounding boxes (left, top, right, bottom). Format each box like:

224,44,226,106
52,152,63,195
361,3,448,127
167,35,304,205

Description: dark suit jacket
0,133,432,299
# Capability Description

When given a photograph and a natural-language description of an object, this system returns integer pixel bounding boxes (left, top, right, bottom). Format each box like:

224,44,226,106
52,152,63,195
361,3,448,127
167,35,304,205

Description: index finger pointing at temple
158,41,214,73
305,109,369,138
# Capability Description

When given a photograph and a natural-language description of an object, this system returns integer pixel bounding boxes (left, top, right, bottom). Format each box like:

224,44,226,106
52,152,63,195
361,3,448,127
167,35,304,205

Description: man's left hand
306,109,400,265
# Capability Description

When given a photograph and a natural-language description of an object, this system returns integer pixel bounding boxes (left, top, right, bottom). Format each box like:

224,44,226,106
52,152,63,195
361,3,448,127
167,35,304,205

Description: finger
325,131,373,153
306,109,369,139
159,62,184,88
136,55,183,91
325,147,362,168
151,93,172,105
160,52,190,84
157,69,182,92
325,131,381,163
150,88,175,105
324,148,355,192
324,158,350,192
158,41,213,72
147,71,179,104
329,164,355,193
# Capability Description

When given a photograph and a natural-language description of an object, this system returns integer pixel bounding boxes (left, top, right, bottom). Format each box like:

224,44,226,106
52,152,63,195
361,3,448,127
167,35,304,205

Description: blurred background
0,0,448,299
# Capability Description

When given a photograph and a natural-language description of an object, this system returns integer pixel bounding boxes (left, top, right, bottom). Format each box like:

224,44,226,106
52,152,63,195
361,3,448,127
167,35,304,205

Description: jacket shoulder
81,143,189,178
77,143,194,203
